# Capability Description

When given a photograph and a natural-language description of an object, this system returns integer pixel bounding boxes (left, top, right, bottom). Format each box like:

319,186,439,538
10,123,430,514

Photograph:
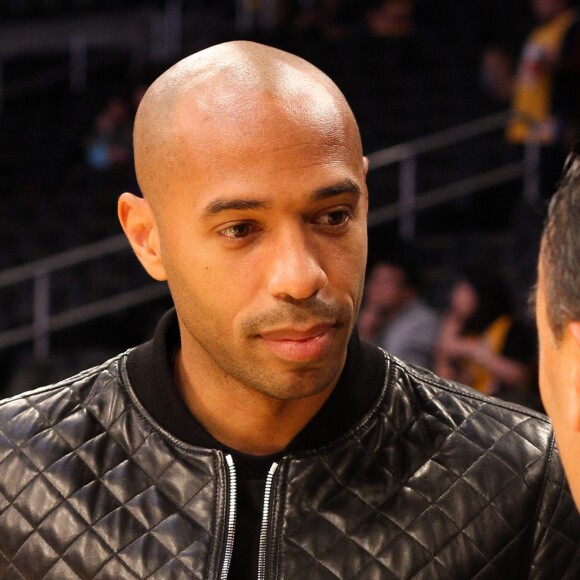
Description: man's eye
219,223,254,239
318,210,352,227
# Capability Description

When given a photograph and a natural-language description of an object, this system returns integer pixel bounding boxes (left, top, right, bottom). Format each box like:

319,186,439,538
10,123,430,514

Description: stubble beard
182,296,355,401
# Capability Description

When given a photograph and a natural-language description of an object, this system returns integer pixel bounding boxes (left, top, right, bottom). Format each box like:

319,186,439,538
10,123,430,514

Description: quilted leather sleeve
271,360,580,580
0,356,226,579
527,438,580,579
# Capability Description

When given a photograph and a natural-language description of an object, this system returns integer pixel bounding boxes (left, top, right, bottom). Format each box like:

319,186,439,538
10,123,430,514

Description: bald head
133,41,362,206
119,41,369,412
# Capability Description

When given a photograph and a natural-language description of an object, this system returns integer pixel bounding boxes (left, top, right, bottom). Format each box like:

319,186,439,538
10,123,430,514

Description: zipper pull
221,454,237,580
257,462,279,580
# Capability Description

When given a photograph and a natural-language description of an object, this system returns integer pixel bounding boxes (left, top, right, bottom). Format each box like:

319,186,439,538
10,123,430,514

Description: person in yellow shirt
435,269,538,408
508,0,580,198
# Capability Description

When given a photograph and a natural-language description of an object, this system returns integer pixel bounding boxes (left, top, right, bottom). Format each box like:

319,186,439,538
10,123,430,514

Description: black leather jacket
0,342,579,578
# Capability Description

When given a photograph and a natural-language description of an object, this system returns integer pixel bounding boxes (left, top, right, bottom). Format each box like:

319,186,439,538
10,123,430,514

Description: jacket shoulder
0,352,224,578
392,355,552,430
0,353,127,449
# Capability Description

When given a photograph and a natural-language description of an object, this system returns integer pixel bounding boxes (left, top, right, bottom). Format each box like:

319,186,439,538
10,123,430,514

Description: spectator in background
483,0,580,199
481,46,517,103
291,0,367,41
365,0,415,39
85,96,132,172
435,268,538,408
358,252,439,369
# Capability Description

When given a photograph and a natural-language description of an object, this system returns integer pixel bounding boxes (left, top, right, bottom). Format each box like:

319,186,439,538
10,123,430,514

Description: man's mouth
259,323,335,341
257,323,337,362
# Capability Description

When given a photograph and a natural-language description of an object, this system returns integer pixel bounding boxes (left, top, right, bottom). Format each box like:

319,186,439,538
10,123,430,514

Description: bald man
1,42,579,579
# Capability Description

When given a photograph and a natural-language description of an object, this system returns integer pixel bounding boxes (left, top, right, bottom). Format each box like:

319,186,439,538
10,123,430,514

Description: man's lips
257,323,337,362
258,323,335,341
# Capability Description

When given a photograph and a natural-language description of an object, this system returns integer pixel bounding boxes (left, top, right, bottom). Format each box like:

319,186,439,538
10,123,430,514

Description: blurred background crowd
1,0,580,412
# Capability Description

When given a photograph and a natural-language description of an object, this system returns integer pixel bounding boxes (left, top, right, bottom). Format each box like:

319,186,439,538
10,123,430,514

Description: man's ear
118,192,167,281
361,156,370,215
567,321,580,431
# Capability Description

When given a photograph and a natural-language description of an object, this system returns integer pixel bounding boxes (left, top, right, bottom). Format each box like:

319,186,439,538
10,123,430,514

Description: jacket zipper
220,454,237,580
257,462,279,580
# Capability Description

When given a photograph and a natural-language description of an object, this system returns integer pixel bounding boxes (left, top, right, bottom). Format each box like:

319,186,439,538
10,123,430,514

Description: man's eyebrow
201,198,270,218
310,179,361,201
201,180,361,218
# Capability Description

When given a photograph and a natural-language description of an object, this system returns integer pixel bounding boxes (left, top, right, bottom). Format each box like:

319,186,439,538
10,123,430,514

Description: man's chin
253,349,347,401
253,373,337,402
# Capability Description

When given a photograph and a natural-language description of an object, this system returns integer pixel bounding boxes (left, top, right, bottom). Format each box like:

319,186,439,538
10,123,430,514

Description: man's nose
266,228,328,301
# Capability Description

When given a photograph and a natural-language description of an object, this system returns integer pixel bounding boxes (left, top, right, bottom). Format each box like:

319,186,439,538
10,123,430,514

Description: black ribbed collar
126,309,385,462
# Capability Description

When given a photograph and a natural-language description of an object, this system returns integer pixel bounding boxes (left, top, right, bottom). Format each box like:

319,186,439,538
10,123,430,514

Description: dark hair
542,149,580,340
370,247,423,290
458,267,514,334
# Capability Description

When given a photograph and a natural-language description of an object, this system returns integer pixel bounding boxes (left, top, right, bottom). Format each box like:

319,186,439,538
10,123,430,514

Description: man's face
153,100,368,401
450,280,478,320
536,259,580,509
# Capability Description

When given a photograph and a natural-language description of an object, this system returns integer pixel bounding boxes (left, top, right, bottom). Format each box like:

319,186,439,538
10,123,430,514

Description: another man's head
536,151,580,508
118,41,368,405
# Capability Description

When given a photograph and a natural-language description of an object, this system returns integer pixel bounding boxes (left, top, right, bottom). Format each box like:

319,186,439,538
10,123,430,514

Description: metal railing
0,235,169,358
0,110,539,358
366,110,539,238
0,2,184,113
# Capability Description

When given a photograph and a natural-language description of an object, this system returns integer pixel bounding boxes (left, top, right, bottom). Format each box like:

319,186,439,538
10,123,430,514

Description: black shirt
126,309,385,578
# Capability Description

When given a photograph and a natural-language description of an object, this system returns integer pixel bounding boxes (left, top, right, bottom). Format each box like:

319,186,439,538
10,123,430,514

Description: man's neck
173,348,337,456
126,309,387,456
